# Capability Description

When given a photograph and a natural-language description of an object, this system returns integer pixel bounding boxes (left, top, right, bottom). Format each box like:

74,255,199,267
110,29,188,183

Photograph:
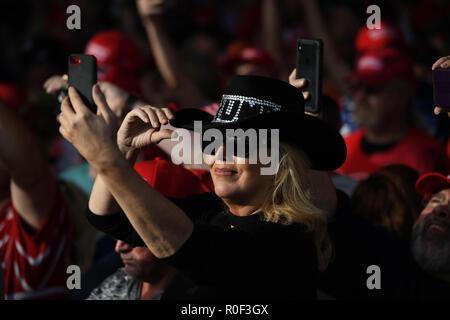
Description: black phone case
68,54,97,112
433,68,450,107
295,38,323,114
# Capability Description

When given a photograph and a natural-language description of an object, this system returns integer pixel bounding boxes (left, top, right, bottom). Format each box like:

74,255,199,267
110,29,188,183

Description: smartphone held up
295,38,323,114
432,68,450,108
68,54,98,113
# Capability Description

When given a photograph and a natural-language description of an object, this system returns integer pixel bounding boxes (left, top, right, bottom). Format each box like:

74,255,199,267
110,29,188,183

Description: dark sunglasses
201,135,272,158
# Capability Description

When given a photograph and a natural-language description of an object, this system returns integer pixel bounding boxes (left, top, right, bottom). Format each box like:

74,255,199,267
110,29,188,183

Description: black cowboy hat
169,75,347,171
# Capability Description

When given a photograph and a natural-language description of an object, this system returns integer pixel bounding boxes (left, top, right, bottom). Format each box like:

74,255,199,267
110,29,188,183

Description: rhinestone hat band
212,94,282,123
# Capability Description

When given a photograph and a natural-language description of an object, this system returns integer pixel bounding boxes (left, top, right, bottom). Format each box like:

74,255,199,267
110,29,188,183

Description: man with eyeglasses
337,48,449,180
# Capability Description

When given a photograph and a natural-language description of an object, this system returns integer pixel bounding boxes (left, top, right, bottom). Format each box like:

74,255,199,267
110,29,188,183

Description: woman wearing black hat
58,75,346,299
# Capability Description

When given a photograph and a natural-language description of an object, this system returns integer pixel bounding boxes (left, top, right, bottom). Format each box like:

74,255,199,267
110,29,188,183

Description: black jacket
86,192,319,300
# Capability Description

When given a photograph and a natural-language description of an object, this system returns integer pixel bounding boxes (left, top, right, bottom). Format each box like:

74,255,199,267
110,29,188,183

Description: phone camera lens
298,45,302,52
70,56,80,65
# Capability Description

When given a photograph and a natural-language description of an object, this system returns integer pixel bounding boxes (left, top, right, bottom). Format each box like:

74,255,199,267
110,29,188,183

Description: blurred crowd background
1,0,450,165
0,0,450,300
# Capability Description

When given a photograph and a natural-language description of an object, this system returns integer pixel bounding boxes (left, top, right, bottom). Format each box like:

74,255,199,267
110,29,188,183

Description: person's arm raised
136,0,206,107
262,0,288,79
300,0,351,95
0,100,57,229
85,81,154,217
59,85,193,257
88,102,174,215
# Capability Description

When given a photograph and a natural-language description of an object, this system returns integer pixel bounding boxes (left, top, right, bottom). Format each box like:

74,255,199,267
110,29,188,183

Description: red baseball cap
0,83,36,124
0,83,28,114
219,44,277,76
355,21,405,55
85,30,143,94
416,172,450,200
347,47,413,86
201,102,220,116
134,157,213,198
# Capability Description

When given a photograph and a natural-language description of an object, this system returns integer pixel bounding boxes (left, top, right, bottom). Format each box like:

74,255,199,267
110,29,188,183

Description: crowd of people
0,0,450,300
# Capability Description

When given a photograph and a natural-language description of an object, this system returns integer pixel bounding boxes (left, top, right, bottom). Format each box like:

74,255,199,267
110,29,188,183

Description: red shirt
134,157,214,198
0,190,76,299
337,128,450,181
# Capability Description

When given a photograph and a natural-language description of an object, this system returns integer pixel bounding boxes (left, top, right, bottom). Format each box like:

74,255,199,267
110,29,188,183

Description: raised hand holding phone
58,85,118,167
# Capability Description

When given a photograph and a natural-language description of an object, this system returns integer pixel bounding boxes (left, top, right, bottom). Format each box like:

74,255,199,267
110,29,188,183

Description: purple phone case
433,68,450,107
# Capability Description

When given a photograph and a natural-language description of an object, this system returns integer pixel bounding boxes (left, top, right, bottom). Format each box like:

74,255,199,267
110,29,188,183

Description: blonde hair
262,143,333,272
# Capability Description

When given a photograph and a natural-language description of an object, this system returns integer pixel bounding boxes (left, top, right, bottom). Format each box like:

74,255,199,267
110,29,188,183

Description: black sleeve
85,206,146,247
159,222,317,286
84,192,221,247
322,189,414,298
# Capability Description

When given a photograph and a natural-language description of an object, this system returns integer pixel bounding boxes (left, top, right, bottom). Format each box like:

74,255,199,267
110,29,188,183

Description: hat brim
416,172,450,199
170,108,347,171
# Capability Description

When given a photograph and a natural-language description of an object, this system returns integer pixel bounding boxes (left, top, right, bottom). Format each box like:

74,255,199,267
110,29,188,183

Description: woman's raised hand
117,105,175,153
